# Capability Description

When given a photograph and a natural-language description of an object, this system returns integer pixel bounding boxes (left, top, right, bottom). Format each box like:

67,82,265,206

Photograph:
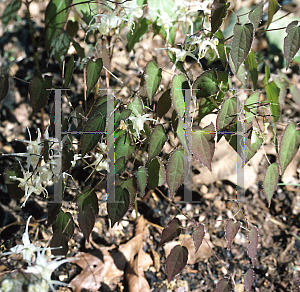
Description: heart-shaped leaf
225,218,241,249
263,162,279,207
159,217,182,247
86,58,103,95
284,21,300,70
193,224,205,253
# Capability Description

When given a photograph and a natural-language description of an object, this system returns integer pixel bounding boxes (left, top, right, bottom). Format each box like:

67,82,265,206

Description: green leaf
263,163,279,207
77,186,99,216
148,124,167,161
267,0,281,29
136,166,148,196
211,0,230,36
265,81,280,123
1,0,22,30
62,146,74,172
28,69,53,113
64,55,74,88
45,0,72,53
0,73,9,102
80,113,105,156
244,91,260,123
192,123,215,171
146,157,166,189
4,163,24,200
52,210,74,237
284,21,300,70
166,245,188,283
167,51,188,76
78,204,95,241
166,149,185,198
126,18,149,52
279,121,300,175
193,69,219,98
73,0,96,24
248,1,264,30
115,133,135,161
116,176,137,208
70,38,85,59
216,97,238,131
290,84,300,107
215,30,227,67
115,156,126,174
157,89,171,118
86,58,103,95
263,61,270,86
144,60,162,104
159,217,181,247
148,0,175,21
128,95,143,116
51,32,70,69
230,23,254,74
176,118,188,152
66,19,79,38
273,75,286,106
246,51,258,90
152,20,176,45
107,186,130,227
171,74,189,118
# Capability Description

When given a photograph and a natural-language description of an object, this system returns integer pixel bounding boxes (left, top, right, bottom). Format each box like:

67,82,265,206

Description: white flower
25,245,74,292
1,216,42,263
71,153,91,167
85,152,109,172
28,279,49,292
10,162,48,207
128,113,157,138
122,0,144,21
0,278,14,292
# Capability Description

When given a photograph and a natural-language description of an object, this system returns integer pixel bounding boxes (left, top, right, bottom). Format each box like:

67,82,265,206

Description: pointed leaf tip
166,245,188,282
159,217,182,247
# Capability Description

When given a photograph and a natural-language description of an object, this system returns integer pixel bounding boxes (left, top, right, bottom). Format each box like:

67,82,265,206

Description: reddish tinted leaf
78,205,95,241
166,245,188,283
279,121,300,175
230,23,254,74
263,163,279,207
107,186,130,227
166,149,185,198
215,278,232,292
193,224,205,253
192,122,215,171
211,0,230,36
225,218,241,249
159,218,182,247
247,226,259,267
244,268,254,292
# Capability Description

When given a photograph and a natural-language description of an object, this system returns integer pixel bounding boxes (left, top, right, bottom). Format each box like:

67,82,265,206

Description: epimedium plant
1,0,300,291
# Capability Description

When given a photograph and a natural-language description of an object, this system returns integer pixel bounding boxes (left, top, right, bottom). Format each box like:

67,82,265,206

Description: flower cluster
0,216,75,292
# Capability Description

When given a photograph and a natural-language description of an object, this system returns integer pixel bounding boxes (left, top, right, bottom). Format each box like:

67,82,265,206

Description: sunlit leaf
136,166,148,196
115,133,135,161
248,1,264,30
159,217,181,247
244,137,263,165
215,278,232,292
193,69,219,98
247,226,259,267
279,121,300,175
193,224,205,253
267,0,281,29
128,95,143,117
86,58,103,95
211,0,230,36
166,245,188,282
77,186,99,216
263,163,279,208
289,84,300,107
126,18,149,52
166,149,185,198
244,269,254,292
216,97,238,131
0,73,9,102
284,21,300,70
172,74,188,118
230,23,254,74
148,124,167,161
144,60,162,104
45,0,72,53
192,122,215,171
107,186,130,227
225,218,241,250
246,51,258,90
265,81,280,123
146,157,166,189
